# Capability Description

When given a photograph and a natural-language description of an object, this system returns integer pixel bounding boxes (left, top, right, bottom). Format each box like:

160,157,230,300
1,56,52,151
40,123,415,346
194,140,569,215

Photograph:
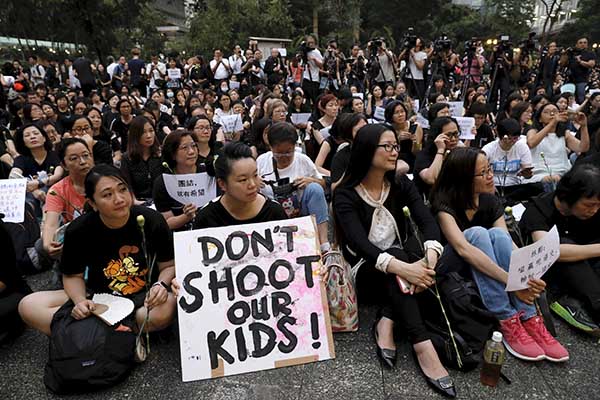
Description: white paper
448,101,464,117
168,68,181,80
228,81,240,90
354,93,364,100
0,178,27,223
506,226,560,291
163,173,217,208
220,114,244,133
413,99,420,113
510,203,526,222
291,113,311,125
415,114,430,129
92,293,135,326
277,48,287,57
456,116,476,140
367,118,379,124
373,106,386,121
320,126,331,140
174,216,334,381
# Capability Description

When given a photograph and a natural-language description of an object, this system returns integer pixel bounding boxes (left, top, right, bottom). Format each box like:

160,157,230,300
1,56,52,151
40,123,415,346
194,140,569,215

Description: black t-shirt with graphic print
59,205,173,297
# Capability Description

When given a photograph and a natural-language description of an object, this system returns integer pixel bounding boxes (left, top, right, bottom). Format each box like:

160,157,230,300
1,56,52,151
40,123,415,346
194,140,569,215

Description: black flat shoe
372,318,397,369
413,349,456,398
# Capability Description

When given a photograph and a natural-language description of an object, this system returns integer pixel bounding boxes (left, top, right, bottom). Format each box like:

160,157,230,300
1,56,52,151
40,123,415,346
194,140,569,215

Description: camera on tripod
368,37,385,52
464,39,478,55
402,27,417,49
517,32,537,57
495,35,512,56
297,41,311,62
434,35,452,53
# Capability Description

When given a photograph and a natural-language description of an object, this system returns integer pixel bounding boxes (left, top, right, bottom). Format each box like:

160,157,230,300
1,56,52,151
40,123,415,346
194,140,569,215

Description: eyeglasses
72,126,92,133
178,142,198,152
474,167,494,177
273,151,295,158
67,153,92,163
377,143,400,153
194,125,211,132
444,130,460,139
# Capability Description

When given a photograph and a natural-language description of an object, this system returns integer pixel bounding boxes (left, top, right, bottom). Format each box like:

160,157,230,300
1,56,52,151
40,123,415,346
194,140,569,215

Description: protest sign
320,126,331,140
0,178,27,223
175,216,335,381
168,68,182,80
506,226,560,291
220,114,244,133
229,81,241,90
277,48,287,57
415,114,430,129
373,106,386,121
163,173,217,208
456,117,476,140
448,101,464,117
413,99,420,113
354,93,364,100
290,113,311,125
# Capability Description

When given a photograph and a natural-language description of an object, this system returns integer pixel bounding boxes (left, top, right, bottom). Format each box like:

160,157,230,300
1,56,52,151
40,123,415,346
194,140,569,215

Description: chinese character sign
163,173,217,208
0,179,27,223
174,216,335,382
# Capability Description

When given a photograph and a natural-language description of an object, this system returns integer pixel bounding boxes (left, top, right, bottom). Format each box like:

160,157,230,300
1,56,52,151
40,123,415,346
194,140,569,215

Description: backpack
426,272,497,371
2,202,43,274
44,300,136,394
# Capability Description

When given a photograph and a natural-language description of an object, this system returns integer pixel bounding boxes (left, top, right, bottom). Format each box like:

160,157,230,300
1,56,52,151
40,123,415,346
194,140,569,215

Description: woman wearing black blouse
120,116,162,201
334,124,455,397
185,115,222,166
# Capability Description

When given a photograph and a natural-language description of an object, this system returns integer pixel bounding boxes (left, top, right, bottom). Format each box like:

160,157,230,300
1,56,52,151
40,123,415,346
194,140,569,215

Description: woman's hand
542,174,561,183
434,133,449,152
46,240,63,258
574,111,588,126
32,189,46,202
394,258,436,288
515,278,546,305
72,299,95,320
171,278,181,297
425,249,439,270
397,130,412,141
182,203,197,221
145,283,169,310
293,176,313,189
26,179,39,192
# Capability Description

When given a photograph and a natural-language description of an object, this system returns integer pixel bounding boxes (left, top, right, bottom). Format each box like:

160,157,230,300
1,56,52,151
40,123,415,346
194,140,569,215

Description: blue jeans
300,182,328,225
453,227,536,320
575,82,587,105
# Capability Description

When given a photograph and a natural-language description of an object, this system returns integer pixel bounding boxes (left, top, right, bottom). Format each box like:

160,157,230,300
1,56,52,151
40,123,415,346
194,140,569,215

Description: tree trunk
312,5,319,38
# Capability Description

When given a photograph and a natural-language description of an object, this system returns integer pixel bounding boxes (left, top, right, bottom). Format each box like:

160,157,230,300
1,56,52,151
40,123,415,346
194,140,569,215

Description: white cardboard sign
163,173,217,208
220,114,244,133
456,116,476,140
0,178,26,223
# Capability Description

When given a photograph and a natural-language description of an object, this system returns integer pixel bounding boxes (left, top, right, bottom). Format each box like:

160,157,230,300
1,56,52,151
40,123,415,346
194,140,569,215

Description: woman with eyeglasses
430,147,568,363
185,115,222,165
414,117,463,197
334,124,454,397
152,130,202,231
68,116,113,166
525,103,589,190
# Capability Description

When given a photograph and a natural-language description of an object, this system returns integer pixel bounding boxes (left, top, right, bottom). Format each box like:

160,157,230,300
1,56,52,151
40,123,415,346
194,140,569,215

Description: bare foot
414,340,448,379
376,317,396,350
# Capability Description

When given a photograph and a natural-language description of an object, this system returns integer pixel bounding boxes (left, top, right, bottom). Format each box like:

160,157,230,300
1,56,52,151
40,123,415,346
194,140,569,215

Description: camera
434,35,452,53
518,32,537,57
402,27,417,49
298,41,311,62
369,37,385,51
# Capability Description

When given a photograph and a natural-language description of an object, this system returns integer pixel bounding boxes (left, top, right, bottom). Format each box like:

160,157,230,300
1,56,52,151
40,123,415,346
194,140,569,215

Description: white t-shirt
228,55,245,75
526,133,573,183
408,51,427,80
146,62,166,88
210,59,231,80
303,49,323,82
482,139,532,187
257,151,322,199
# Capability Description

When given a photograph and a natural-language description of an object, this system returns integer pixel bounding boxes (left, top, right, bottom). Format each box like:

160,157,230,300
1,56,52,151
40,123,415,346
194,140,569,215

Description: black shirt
60,206,173,297
120,154,163,200
413,148,436,197
330,143,351,183
433,193,504,232
519,192,600,244
13,151,60,178
72,57,95,86
92,140,113,166
570,50,597,84
194,195,287,229
110,118,132,152
470,123,495,149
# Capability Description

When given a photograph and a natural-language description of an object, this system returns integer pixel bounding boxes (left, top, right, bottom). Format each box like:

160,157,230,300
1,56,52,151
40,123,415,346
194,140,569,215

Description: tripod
423,53,447,106
460,51,476,102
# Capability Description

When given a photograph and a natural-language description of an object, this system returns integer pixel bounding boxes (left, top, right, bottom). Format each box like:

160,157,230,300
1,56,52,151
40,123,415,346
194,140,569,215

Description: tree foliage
558,0,600,47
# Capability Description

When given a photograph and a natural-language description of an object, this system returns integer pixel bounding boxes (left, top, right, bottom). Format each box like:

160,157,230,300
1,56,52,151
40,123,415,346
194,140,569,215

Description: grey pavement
1,270,599,400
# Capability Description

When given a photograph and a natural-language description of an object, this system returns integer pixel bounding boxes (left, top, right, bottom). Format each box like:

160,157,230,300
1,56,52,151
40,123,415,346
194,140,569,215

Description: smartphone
53,222,71,244
396,276,412,294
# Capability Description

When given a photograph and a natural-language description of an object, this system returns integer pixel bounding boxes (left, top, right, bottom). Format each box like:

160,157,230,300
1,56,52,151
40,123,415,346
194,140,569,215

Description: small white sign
0,178,27,223
163,173,217,208
167,68,182,80
291,113,311,125
448,101,464,117
229,81,241,90
220,114,244,133
373,106,386,121
456,117,476,140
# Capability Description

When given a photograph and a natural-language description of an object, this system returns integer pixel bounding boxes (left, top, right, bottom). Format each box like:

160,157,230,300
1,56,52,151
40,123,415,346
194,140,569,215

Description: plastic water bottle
480,331,505,387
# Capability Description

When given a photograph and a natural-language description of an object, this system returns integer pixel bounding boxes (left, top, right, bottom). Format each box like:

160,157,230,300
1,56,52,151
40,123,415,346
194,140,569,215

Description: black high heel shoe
413,349,456,398
372,318,397,369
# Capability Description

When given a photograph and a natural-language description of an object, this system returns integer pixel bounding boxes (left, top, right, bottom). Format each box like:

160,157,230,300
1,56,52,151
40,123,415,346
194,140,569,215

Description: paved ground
1,270,599,400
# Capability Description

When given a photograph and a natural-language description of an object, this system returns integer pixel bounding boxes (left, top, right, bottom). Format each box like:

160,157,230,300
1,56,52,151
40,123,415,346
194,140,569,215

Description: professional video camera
495,35,513,56
297,41,311,62
518,32,537,57
434,35,453,53
464,39,478,55
402,27,417,49
368,37,385,51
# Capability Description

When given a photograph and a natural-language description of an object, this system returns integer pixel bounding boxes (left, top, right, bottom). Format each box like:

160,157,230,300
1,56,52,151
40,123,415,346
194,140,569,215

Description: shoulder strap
272,157,280,181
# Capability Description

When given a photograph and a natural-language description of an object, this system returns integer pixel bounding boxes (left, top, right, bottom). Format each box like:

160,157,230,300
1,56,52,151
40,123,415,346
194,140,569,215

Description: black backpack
426,272,497,371
44,300,136,394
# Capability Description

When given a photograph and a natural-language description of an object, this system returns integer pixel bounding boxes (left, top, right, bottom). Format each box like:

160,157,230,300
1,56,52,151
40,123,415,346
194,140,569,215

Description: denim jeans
448,226,537,320
300,182,329,224
575,82,587,105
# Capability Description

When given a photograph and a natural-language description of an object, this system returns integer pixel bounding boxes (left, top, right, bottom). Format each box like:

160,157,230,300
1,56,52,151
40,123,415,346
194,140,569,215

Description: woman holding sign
333,124,455,397
430,147,568,363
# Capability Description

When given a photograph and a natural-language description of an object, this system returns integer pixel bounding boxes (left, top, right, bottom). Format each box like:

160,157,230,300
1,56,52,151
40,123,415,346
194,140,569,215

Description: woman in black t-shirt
185,116,222,166
385,100,424,173
327,113,367,186
69,116,113,166
431,147,568,362
19,164,176,336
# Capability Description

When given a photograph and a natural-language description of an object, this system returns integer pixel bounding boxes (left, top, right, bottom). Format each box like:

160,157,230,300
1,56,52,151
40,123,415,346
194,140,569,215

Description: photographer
399,36,427,102
320,40,344,93
346,45,368,93
488,37,513,113
461,41,486,85
538,42,560,96
301,34,324,106
368,38,396,89
565,37,597,104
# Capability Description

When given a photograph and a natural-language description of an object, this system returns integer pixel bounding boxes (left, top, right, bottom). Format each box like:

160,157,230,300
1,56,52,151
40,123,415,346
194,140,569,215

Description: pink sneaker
523,316,570,362
499,313,545,361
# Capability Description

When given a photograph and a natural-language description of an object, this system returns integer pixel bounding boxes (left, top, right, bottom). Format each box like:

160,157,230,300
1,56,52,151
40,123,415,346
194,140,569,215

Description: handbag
324,249,359,332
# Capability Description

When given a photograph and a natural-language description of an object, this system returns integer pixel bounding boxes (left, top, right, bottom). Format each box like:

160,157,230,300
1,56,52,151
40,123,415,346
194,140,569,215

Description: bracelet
153,280,170,290
436,151,445,155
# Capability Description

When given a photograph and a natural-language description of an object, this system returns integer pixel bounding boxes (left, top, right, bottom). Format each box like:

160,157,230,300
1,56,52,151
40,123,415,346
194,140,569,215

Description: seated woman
10,124,64,217
413,117,462,198
482,118,542,204
525,103,589,190
120,116,162,202
431,147,568,362
186,116,222,166
329,113,368,186
69,116,113,166
334,124,455,397
257,122,331,255
384,100,423,172
152,130,202,231
38,138,93,266
19,164,176,337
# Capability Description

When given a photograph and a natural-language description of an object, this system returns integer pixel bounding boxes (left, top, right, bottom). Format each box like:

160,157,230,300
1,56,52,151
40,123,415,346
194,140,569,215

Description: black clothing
120,154,163,200
470,124,495,149
330,143,351,183
570,50,597,84
59,206,173,297
13,151,60,177
413,148,436,197
110,118,132,152
194,195,287,229
433,193,504,233
92,140,113,166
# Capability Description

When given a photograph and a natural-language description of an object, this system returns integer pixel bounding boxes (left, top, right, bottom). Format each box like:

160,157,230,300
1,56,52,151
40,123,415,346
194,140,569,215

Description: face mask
167,92,174,98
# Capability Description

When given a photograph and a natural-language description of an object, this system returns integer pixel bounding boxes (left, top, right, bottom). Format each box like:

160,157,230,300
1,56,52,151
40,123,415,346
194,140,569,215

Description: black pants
489,76,511,113
302,79,320,106
0,288,31,343
500,183,544,205
355,247,431,344
545,237,600,321
404,78,425,102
